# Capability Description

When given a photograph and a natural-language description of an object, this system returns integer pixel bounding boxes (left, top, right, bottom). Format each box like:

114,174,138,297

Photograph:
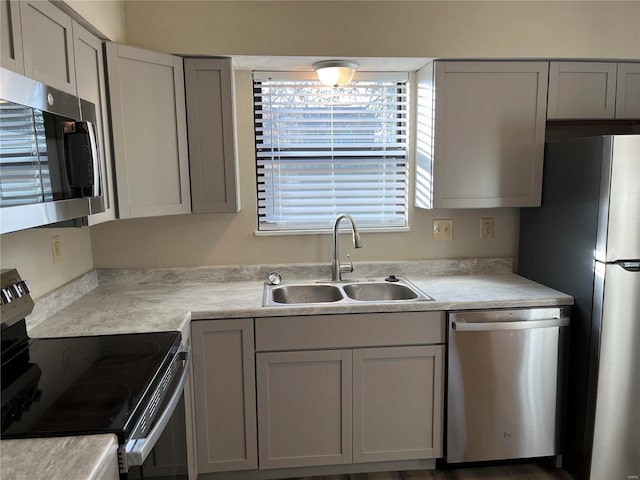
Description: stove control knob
19,280,31,295
11,283,24,298
1,288,14,304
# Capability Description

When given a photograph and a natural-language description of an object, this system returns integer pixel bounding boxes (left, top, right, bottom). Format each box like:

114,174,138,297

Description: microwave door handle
84,121,101,197
124,346,191,467
63,120,101,198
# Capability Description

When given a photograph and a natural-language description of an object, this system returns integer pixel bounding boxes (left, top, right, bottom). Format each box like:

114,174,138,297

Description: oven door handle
124,345,191,467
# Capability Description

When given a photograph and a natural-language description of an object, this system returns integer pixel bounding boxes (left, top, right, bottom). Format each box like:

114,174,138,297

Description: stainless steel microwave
0,67,105,234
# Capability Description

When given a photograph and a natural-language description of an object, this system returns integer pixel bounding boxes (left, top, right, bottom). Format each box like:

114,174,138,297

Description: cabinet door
426,61,548,208
105,42,191,218
72,22,116,225
548,61,617,119
1,0,24,73
184,58,240,213
20,0,76,94
615,62,640,119
257,350,352,469
191,319,257,473
352,346,444,463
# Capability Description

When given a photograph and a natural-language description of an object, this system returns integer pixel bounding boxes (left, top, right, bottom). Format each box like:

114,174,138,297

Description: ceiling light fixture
313,60,359,87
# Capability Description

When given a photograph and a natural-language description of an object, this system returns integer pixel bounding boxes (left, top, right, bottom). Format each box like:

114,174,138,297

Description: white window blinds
253,72,408,232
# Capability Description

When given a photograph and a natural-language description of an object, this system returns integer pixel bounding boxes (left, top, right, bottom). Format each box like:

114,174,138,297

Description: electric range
0,269,191,478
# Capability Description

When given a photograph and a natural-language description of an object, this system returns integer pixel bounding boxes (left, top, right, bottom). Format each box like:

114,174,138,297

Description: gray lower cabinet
352,345,444,463
191,319,257,473
256,345,444,470
256,349,353,469
255,312,445,471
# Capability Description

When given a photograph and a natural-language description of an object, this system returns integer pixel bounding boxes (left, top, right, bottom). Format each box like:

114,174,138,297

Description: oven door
122,346,191,479
127,393,189,480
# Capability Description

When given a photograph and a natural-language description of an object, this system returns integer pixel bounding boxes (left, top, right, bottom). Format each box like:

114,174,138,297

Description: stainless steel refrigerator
519,134,639,480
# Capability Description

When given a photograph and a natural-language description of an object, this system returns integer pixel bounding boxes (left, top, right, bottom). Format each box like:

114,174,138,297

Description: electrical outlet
51,235,62,263
480,218,494,239
433,219,453,240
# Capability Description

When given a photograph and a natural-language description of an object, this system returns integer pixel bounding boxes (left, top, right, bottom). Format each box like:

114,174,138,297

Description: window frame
252,71,410,234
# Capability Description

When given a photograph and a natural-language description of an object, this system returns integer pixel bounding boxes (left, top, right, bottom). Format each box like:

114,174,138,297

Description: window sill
254,226,410,237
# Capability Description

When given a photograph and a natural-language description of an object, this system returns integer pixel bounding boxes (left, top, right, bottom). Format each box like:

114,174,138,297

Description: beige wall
122,1,640,59
62,0,126,42
91,68,519,268
91,0,639,269
0,227,93,298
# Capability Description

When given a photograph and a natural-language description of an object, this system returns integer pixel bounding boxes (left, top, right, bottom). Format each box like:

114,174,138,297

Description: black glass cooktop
1,331,181,441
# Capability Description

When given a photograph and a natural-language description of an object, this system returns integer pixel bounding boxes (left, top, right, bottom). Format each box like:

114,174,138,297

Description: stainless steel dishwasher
446,307,570,464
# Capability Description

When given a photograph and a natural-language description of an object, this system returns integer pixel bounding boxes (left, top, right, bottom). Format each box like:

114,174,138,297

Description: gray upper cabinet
184,58,240,213
20,0,76,95
416,61,548,209
1,0,24,73
548,61,640,119
72,22,116,225
547,61,617,119
615,62,640,119
105,43,191,218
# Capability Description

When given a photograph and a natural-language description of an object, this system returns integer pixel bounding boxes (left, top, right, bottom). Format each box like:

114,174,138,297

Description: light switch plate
433,219,453,240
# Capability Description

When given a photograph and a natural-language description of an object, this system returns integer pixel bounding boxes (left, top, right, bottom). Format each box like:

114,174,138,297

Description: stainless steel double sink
262,277,434,307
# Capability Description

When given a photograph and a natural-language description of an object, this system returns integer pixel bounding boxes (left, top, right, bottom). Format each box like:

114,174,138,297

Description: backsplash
26,270,98,331
97,257,513,286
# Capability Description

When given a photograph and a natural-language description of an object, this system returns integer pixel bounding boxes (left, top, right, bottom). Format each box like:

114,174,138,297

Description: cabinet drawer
255,311,445,351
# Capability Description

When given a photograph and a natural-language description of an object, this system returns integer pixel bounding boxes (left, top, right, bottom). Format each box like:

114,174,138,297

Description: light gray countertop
4,259,573,480
28,271,572,339
0,435,118,480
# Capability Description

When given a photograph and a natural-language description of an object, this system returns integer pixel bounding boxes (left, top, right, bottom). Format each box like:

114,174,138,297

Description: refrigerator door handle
452,317,570,332
616,261,640,272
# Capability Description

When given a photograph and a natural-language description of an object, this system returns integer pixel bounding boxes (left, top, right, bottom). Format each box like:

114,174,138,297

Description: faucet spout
332,214,362,282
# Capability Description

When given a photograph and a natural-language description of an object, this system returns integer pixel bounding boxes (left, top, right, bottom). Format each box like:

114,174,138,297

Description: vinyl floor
290,462,574,480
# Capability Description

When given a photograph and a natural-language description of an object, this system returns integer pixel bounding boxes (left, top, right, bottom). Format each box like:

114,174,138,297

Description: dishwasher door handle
452,317,570,331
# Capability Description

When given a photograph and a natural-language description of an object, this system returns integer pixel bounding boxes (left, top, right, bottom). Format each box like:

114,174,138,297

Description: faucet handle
340,254,354,275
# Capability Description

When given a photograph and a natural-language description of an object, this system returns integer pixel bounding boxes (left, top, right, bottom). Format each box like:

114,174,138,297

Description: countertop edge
0,434,118,480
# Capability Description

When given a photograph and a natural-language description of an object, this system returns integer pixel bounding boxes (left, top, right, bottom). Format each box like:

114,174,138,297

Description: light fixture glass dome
313,60,359,87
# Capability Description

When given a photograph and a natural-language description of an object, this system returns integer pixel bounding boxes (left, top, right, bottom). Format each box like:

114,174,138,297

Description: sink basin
270,285,343,304
343,282,418,301
263,277,433,307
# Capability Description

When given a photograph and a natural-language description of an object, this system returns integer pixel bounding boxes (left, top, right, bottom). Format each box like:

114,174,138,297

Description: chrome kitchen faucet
331,214,362,282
